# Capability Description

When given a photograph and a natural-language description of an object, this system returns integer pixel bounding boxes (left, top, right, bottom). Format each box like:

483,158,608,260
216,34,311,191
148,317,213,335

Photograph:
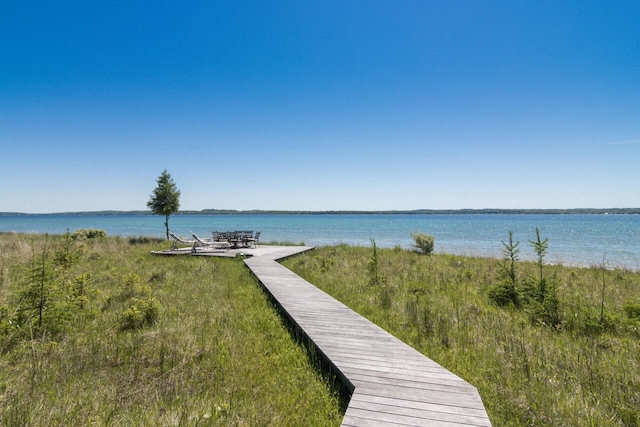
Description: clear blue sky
1,1,639,213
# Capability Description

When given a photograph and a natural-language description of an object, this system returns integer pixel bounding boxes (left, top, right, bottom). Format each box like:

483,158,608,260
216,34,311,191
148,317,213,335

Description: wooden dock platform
244,246,492,426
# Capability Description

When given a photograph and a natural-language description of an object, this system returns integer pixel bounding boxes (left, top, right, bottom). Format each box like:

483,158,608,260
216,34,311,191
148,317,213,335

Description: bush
624,299,640,319
411,231,434,255
119,272,159,330
128,236,163,245
120,297,160,330
71,228,107,240
488,279,518,306
368,238,385,286
521,277,561,328
123,272,150,297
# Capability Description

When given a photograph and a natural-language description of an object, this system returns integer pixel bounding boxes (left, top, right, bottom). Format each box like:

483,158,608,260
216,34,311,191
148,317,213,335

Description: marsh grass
0,233,342,426
284,244,640,426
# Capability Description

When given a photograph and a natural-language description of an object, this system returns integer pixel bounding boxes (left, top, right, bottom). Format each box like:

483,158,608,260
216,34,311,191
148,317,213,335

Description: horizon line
2,207,640,216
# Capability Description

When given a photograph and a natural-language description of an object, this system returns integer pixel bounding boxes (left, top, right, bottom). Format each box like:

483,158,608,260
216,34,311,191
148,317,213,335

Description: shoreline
3,230,636,272
2,208,640,216
3,213,638,271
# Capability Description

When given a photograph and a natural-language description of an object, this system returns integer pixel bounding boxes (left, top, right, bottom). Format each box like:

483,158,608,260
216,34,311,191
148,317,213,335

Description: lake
1,213,639,270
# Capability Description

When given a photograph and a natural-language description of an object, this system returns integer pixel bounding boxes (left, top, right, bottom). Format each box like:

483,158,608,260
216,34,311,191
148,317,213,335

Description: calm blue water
1,214,639,270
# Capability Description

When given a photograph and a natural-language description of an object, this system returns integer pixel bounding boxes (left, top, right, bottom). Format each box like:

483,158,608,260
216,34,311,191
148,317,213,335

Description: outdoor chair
238,230,253,247
246,231,261,248
191,233,231,252
169,232,195,250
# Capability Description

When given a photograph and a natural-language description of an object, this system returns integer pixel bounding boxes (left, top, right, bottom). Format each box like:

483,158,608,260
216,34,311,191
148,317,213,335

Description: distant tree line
4,208,640,216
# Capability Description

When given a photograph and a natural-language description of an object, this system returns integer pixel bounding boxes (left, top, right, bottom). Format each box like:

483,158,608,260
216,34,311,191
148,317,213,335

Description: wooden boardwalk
244,247,492,427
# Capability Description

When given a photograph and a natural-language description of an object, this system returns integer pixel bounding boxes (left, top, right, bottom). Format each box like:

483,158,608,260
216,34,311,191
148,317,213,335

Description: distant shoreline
2,208,639,216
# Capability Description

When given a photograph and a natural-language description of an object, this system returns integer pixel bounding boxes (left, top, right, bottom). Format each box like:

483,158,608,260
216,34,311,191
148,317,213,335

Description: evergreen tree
529,227,549,300
502,230,520,283
147,170,181,239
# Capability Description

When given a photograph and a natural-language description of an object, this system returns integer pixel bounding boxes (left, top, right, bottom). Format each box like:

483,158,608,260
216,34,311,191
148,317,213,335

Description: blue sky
1,1,639,213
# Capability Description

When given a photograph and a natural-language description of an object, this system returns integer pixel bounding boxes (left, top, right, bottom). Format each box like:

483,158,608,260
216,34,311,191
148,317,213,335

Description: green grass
3,232,640,426
283,244,640,427
0,233,343,426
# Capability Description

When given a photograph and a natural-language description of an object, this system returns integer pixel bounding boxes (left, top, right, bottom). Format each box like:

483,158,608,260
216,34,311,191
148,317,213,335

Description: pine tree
529,227,549,300
147,170,181,239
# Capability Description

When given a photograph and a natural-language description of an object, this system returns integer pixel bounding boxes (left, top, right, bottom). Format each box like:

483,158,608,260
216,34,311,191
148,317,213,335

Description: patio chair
191,233,231,252
246,231,261,248
169,232,195,250
238,230,253,247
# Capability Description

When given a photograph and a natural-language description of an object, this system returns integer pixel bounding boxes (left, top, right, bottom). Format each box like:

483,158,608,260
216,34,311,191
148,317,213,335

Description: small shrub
368,239,385,286
488,279,518,307
149,271,167,283
501,230,520,283
123,272,150,297
128,236,163,245
120,297,160,330
71,228,107,240
489,232,521,306
71,273,91,308
565,306,602,334
529,227,549,296
541,279,560,327
119,271,158,330
522,277,561,328
624,299,640,319
54,230,82,269
411,232,434,255
121,305,144,330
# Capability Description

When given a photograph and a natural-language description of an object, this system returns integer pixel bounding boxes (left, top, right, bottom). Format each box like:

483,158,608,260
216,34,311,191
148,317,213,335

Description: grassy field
2,231,639,426
283,244,640,426
0,232,343,426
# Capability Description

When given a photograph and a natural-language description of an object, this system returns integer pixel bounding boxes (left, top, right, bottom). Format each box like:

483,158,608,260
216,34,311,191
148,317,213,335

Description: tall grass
0,233,342,426
284,244,640,426
4,231,639,426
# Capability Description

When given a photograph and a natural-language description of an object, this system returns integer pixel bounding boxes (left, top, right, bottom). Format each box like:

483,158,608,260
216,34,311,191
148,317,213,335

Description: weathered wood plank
348,392,493,422
244,247,492,426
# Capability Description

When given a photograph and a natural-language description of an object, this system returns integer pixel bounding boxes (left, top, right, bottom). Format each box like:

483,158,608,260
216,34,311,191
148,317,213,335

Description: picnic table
212,230,260,248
